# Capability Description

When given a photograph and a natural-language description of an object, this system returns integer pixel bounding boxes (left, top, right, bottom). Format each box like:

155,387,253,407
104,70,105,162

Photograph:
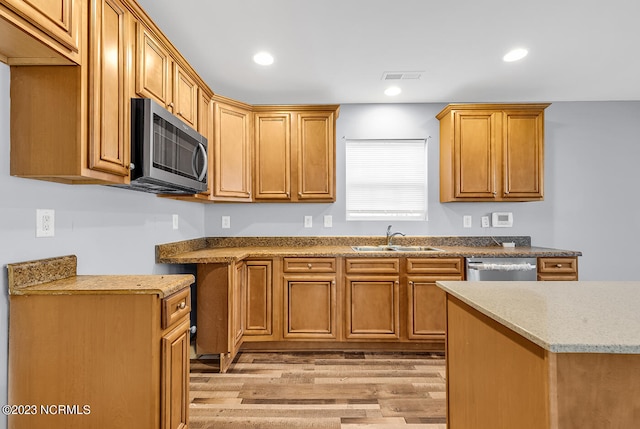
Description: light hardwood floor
189,351,447,428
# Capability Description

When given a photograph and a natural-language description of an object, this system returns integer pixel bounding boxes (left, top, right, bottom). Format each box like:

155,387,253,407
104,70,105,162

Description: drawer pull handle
178,302,186,310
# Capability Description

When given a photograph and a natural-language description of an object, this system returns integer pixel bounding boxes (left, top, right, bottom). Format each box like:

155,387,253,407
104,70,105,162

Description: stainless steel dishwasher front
466,257,537,281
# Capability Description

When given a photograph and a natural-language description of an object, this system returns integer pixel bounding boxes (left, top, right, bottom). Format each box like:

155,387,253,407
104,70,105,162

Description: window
345,139,427,221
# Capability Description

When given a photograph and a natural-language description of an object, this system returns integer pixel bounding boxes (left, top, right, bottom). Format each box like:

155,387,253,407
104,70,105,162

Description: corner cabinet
254,106,339,202
8,286,191,429
9,0,133,184
437,103,549,202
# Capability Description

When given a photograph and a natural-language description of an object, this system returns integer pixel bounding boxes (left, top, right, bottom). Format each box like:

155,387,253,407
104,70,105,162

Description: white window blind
345,139,427,221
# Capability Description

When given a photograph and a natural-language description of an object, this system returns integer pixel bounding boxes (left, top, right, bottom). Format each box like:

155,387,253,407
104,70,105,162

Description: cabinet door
346,275,400,339
232,261,246,352
296,111,335,201
213,101,252,200
284,275,337,339
502,110,544,199
4,0,80,52
88,0,130,177
136,24,171,105
453,110,498,199
161,318,190,429
254,112,291,200
173,63,198,129
245,260,273,336
408,275,462,339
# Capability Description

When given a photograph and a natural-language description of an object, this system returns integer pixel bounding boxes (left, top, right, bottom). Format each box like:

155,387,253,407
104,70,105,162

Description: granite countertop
7,255,194,297
436,280,640,354
155,236,582,264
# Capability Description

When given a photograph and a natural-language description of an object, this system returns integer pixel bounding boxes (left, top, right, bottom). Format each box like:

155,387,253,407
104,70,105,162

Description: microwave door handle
192,142,208,182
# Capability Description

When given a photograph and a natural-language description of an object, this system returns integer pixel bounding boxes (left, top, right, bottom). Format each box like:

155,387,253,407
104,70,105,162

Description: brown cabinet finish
538,256,579,281
211,96,252,201
10,0,132,184
253,106,338,202
8,288,191,429
438,103,549,202
244,260,273,336
407,258,464,340
284,274,338,339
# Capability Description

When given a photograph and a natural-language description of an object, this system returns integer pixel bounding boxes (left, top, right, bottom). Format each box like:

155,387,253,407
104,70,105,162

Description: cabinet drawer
162,287,191,329
538,257,578,274
283,257,336,273
345,258,400,274
406,257,464,274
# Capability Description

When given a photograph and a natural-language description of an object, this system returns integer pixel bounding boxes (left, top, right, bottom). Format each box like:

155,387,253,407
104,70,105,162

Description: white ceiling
135,0,640,105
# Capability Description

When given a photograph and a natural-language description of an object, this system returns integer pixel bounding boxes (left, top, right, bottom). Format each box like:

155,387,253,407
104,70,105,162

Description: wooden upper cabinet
88,0,130,177
253,106,338,202
211,96,252,201
9,0,131,184
1,0,81,57
437,103,549,202
134,22,199,129
136,23,170,105
296,111,335,201
254,112,291,200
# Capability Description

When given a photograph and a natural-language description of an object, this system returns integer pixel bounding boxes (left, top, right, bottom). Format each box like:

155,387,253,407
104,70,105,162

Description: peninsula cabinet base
446,296,640,429
240,340,445,353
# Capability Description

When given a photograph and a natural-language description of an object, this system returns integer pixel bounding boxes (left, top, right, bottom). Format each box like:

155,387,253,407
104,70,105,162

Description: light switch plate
172,214,179,230
324,215,332,228
304,216,313,228
463,215,472,228
221,216,231,229
481,216,490,228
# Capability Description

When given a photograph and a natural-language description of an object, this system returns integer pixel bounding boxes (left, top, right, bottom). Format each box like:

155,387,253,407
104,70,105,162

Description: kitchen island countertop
436,280,640,354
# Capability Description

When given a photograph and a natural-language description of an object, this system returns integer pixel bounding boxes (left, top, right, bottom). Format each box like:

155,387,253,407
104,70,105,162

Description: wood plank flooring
189,351,447,428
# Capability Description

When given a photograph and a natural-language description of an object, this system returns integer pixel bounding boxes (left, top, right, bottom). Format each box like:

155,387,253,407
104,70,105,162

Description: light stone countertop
436,281,640,354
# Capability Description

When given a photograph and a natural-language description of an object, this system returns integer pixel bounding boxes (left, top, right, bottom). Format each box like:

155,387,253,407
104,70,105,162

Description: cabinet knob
178,302,186,310
493,191,497,196
307,263,312,269
395,280,399,285
332,280,336,286
168,102,174,108
409,281,414,286
556,264,563,268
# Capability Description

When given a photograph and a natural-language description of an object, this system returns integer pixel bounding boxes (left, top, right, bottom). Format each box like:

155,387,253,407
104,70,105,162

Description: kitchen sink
351,245,443,252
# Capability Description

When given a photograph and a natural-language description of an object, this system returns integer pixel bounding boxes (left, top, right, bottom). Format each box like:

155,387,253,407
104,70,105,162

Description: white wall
0,63,205,427
204,102,640,282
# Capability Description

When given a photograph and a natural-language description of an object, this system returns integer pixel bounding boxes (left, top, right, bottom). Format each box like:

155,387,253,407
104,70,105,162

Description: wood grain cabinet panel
172,62,198,128
2,0,80,53
537,256,578,281
284,275,337,339
346,275,400,339
9,0,131,184
245,260,273,336
438,103,549,202
211,96,252,201
8,288,191,429
253,106,338,202
136,24,170,105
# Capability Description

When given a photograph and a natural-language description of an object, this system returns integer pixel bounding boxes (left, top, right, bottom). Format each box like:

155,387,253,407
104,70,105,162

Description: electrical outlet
481,216,490,228
36,209,55,237
463,215,472,228
221,216,231,229
172,214,179,230
304,216,313,228
324,215,333,228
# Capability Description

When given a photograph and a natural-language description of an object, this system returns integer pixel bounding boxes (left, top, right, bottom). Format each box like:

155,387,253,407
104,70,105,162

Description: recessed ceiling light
503,48,528,62
253,51,274,66
384,86,402,96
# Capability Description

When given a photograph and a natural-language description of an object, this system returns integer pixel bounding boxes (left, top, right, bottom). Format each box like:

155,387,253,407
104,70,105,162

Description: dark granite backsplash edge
156,236,531,257
7,255,77,292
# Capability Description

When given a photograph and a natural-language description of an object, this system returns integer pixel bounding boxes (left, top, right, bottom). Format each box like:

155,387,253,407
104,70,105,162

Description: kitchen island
436,280,640,429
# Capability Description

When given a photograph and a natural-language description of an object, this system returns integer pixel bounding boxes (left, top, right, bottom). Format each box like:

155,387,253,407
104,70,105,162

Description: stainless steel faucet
386,225,405,246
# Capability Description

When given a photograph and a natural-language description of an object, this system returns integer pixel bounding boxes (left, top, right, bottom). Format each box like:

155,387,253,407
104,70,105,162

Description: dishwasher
466,257,537,281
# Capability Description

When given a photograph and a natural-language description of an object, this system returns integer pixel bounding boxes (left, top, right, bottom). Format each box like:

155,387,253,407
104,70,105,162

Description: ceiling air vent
381,71,423,80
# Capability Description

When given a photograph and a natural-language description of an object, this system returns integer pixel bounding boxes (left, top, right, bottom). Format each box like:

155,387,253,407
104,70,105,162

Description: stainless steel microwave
124,98,208,194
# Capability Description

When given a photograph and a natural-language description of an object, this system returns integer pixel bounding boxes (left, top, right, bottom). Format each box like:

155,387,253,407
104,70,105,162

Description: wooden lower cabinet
8,288,191,429
345,258,400,340
538,256,578,281
244,260,273,336
283,257,338,339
